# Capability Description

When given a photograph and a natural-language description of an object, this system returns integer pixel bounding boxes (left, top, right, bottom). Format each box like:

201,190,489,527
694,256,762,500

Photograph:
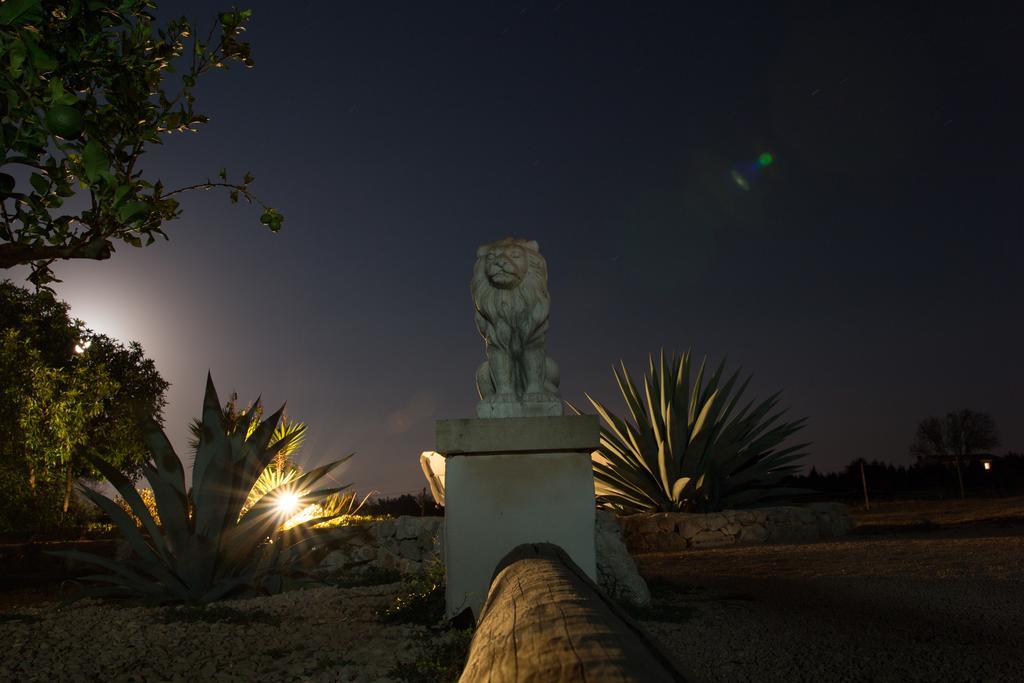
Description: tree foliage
783,454,1024,500
0,279,168,531
909,409,1000,499
0,0,282,287
910,410,1000,461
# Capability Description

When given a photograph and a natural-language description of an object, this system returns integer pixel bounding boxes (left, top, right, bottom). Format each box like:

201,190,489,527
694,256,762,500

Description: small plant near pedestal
380,559,447,625
381,560,474,682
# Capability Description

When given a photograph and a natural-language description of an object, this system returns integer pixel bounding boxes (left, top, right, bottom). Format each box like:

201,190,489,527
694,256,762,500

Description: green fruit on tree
0,173,15,195
45,104,84,139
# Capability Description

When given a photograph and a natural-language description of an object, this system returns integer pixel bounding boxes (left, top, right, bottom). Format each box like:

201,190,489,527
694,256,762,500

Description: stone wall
594,510,650,607
316,513,652,608
315,505,850,606
319,516,443,578
619,503,853,553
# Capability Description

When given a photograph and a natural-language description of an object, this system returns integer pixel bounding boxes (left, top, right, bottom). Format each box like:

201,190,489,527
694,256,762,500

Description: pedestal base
430,415,599,620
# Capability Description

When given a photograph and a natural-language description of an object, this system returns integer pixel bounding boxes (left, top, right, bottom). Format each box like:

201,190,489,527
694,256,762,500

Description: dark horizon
11,0,1021,496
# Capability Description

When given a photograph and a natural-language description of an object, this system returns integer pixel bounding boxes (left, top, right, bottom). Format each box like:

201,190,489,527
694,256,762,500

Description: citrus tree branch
0,236,111,269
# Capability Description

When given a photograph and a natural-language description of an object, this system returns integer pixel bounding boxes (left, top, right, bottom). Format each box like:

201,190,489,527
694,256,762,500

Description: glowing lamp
981,459,993,471
275,491,301,517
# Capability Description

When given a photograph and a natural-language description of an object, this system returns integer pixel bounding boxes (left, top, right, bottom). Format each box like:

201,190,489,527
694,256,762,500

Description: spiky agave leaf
49,375,355,604
581,351,811,513
318,489,373,519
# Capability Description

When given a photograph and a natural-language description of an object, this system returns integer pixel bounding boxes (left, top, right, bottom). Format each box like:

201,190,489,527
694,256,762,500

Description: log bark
460,542,689,683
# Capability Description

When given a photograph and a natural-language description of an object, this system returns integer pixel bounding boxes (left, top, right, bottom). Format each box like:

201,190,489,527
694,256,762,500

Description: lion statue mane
471,237,560,408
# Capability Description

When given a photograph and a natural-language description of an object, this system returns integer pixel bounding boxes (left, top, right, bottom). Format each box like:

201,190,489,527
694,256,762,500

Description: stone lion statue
471,238,560,416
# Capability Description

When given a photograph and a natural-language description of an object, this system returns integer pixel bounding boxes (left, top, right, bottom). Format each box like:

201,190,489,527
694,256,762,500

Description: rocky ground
635,520,1024,682
0,582,467,682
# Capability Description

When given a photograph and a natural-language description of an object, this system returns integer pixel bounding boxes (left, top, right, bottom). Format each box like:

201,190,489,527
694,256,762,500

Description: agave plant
571,351,810,513
52,374,353,604
187,395,308,470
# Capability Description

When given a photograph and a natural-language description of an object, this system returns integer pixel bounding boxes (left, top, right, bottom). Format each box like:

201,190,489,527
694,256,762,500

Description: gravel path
636,523,1024,682
0,583,461,682
3,522,1021,682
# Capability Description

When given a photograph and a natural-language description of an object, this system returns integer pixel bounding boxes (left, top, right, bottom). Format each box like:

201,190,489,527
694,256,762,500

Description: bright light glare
983,461,992,471
275,492,301,517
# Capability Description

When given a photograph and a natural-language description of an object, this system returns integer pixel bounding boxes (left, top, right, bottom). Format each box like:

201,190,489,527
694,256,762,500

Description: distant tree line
783,453,1024,502
363,489,443,517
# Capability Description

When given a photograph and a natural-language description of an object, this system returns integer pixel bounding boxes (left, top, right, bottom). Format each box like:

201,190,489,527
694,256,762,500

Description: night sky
15,1,1022,496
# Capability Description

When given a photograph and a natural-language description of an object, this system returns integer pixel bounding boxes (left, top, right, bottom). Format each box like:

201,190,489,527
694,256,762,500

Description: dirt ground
850,495,1024,530
636,509,1024,682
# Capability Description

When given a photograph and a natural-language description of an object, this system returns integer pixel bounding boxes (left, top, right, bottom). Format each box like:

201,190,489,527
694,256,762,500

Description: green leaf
670,477,691,500
259,208,284,232
8,37,27,76
23,33,57,72
113,183,132,206
47,550,171,598
82,141,109,184
117,201,149,222
29,172,49,195
78,487,162,567
84,454,169,565
48,78,79,106
0,0,42,26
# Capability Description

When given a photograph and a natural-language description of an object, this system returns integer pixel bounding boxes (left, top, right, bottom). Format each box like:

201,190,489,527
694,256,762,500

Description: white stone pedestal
424,415,599,620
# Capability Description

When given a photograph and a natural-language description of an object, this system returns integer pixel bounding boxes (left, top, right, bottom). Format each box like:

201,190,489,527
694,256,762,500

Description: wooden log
459,542,689,683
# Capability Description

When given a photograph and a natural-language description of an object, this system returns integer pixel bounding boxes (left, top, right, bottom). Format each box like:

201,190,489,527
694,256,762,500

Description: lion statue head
471,238,560,409
471,238,549,346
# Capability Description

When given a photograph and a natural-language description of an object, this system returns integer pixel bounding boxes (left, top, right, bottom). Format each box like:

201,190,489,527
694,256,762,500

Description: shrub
51,374,354,603
572,351,810,513
381,560,447,625
114,487,160,527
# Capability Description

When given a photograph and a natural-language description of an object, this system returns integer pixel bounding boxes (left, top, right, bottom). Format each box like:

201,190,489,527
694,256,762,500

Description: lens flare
730,169,751,191
275,491,301,517
731,152,775,191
